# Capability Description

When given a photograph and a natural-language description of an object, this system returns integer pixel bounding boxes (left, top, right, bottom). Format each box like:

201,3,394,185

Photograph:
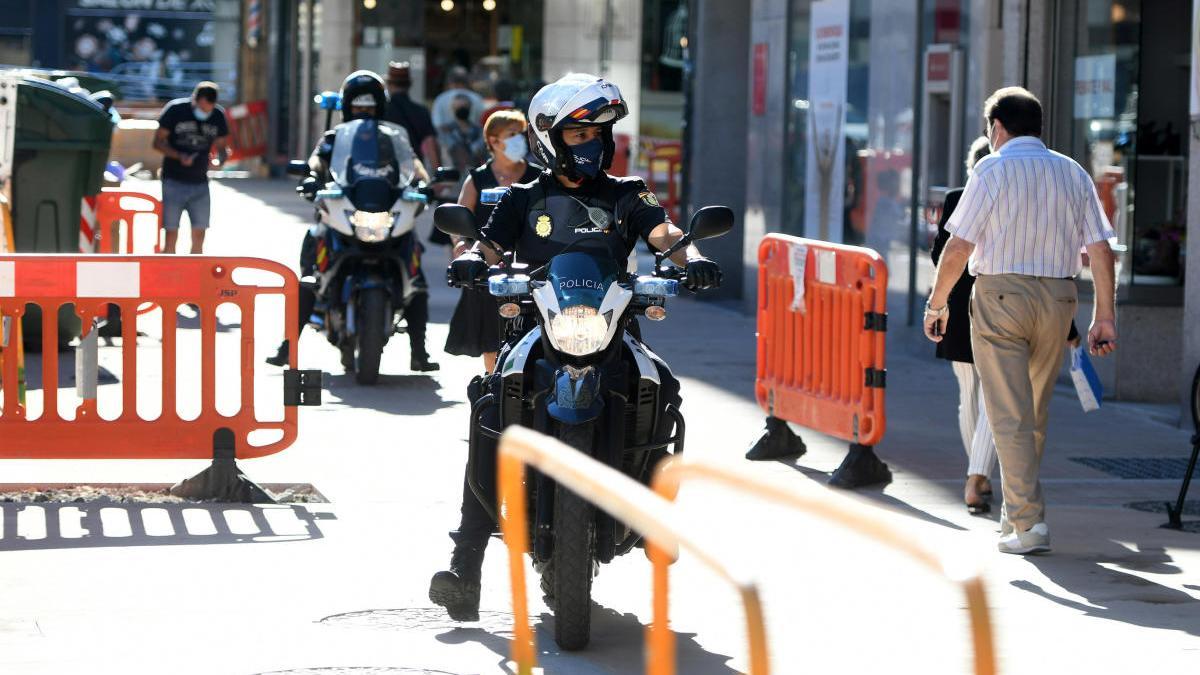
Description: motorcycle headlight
350,211,393,242
548,305,610,356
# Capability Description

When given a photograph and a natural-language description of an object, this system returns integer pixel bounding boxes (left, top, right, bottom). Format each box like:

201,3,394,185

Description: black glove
297,177,319,202
448,252,488,287
684,256,722,291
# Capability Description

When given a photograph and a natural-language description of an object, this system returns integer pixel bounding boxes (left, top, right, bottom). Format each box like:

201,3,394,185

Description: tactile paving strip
1069,457,1200,480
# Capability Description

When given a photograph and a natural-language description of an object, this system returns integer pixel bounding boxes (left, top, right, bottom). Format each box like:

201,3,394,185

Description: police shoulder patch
638,191,661,208
535,214,553,237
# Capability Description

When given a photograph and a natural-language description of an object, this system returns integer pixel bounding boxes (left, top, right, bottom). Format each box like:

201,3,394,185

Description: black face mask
454,106,471,121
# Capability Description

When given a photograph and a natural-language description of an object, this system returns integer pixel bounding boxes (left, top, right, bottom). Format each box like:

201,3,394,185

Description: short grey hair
966,135,991,172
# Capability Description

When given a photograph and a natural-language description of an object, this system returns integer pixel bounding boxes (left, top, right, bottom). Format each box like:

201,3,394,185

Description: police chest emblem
639,191,661,207
535,214,553,237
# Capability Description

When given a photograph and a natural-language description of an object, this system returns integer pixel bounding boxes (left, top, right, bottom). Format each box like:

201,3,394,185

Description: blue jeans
162,179,211,231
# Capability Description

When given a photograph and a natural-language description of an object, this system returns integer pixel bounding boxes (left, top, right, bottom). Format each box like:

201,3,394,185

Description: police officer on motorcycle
268,70,439,372
428,73,721,621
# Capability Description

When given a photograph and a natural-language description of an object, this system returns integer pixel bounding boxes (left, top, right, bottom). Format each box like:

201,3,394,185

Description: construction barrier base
168,428,275,503
745,416,807,461
828,444,892,490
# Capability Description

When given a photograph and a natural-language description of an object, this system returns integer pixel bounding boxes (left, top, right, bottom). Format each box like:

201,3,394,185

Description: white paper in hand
1070,346,1103,412
788,243,808,313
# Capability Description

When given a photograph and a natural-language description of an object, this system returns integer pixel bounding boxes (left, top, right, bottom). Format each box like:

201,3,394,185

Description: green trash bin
9,76,115,350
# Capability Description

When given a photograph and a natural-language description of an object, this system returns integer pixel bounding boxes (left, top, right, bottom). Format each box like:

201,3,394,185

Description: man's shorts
161,179,211,231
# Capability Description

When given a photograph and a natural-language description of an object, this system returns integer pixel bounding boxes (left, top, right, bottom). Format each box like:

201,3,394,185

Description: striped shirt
946,136,1114,278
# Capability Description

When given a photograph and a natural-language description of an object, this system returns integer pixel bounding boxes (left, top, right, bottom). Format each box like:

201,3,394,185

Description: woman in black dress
933,136,997,514
444,110,542,372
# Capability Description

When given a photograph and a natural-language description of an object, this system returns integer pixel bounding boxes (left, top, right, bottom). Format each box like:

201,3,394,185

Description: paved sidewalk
0,178,1196,674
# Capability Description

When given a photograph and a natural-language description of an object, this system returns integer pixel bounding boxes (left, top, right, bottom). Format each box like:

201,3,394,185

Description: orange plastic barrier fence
94,189,163,254
226,100,269,162
0,255,320,461
643,140,682,223
753,234,889,487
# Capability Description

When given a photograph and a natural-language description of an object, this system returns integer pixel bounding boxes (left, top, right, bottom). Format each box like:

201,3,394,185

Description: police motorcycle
434,200,733,650
286,92,457,385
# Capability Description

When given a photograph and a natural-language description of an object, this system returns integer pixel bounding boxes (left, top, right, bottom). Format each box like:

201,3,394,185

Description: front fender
546,366,604,424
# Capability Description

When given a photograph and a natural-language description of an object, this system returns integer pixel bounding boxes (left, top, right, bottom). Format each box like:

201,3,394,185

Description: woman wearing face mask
443,110,542,372
440,94,487,175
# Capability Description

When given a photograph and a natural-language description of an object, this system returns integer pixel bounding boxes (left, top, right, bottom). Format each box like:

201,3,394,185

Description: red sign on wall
753,43,768,116
926,51,951,85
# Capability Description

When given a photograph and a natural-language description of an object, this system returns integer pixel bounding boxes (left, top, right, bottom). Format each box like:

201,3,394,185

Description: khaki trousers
970,274,1077,531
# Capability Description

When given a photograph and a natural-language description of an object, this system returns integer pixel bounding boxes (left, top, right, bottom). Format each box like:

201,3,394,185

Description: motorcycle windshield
328,119,416,196
546,251,619,309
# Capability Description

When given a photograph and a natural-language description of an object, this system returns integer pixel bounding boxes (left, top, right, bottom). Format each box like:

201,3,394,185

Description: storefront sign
1073,54,1116,119
753,43,768,116
804,0,850,243
926,50,951,86
65,0,219,102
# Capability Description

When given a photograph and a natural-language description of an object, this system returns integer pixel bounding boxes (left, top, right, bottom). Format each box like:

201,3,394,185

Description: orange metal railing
652,457,996,675
496,426,765,675
496,427,996,674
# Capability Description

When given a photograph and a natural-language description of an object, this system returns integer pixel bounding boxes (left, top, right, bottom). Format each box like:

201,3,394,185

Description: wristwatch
924,300,948,317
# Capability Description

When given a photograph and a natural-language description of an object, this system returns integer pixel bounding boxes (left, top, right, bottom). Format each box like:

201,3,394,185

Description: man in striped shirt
924,87,1117,555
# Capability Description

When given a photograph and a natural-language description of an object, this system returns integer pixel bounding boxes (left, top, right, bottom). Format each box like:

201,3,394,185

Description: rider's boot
429,540,485,621
406,292,440,372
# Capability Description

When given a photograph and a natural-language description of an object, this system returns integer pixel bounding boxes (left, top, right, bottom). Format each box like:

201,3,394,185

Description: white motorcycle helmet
529,74,629,181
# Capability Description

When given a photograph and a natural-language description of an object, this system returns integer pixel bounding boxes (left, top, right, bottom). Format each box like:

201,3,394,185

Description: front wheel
550,423,595,651
354,287,390,385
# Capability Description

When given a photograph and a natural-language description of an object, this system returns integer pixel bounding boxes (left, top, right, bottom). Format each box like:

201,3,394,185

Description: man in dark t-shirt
153,81,230,253
384,61,439,166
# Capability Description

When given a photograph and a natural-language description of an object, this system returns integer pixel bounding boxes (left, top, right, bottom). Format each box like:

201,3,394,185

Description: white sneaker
997,522,1051,555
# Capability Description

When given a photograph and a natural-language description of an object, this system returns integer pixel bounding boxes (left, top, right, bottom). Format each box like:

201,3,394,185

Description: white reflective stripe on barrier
76,261,140,298
0,260,12,297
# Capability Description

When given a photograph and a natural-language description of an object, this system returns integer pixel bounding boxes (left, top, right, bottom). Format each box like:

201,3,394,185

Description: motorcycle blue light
489,274,531,296
401,187,428,203
316,187,344,200
632,276,679,297
480,187,509,205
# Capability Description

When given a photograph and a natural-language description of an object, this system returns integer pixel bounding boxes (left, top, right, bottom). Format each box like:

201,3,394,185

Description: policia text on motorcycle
427,73,730,651
268,71,442,380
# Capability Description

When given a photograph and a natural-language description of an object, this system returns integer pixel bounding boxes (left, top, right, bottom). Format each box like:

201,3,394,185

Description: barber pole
79,195,97,252
246,0,261,48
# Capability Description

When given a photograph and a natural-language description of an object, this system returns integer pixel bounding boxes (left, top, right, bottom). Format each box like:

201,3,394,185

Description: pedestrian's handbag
1070,346,1103,412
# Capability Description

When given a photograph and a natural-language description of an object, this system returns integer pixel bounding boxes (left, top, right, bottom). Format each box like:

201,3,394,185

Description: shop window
1058,0,1190,295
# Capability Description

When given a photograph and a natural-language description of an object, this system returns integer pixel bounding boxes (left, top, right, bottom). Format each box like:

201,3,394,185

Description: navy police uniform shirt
480,172,672,268
157,98,229,183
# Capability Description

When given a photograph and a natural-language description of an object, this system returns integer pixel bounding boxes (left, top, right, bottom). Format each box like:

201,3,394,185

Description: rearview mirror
687,206,735,242
432,166,461,183
434,204,482,240
286,160,309,177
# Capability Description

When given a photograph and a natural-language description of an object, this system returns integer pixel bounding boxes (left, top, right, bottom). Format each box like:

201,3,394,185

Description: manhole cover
255,662,456,667
318,608,513,634
1069,457,1200,480
254,669,457,675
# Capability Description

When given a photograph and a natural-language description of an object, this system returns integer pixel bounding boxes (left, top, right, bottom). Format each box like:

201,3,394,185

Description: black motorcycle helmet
340,70,388,123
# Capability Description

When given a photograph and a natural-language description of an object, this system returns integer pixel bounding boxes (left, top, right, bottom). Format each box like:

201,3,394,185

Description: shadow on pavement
324,372,454,416
773,459,968,532
1013,541,1200,637
434,604,738,673
0,502,333,552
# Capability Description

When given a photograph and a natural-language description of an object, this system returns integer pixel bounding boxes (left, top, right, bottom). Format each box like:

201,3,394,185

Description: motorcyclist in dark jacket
267,70,439,372
427,73,721,621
